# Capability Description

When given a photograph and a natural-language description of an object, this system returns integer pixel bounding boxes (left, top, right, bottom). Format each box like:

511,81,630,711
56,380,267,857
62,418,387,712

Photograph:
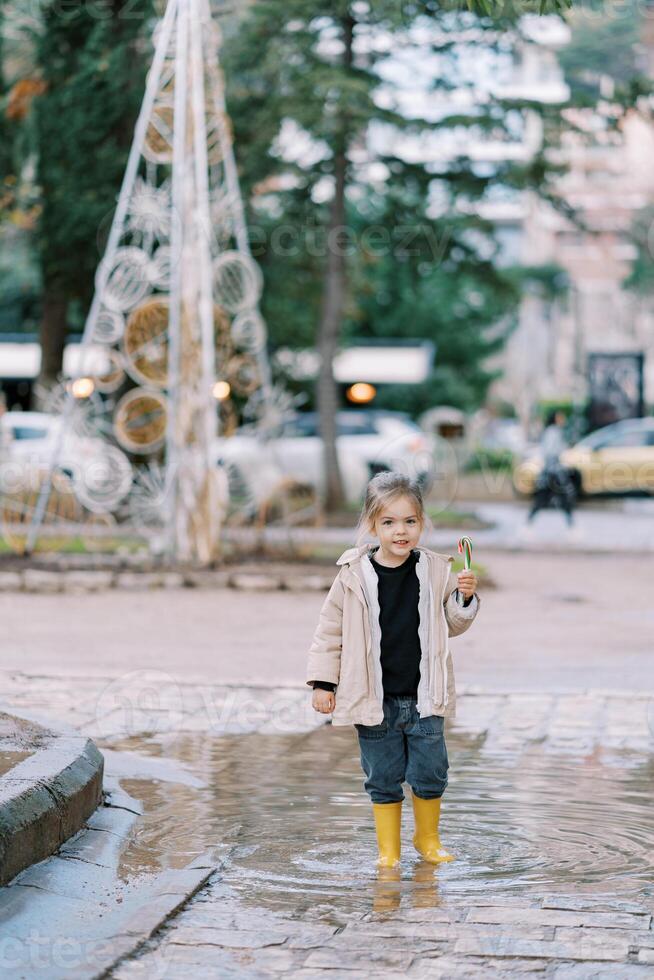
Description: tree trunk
34,285,68,408
317,13,354,513
317,147,348,511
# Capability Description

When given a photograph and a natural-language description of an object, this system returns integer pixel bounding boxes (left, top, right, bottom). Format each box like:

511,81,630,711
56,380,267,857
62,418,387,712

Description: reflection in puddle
105,725,654,921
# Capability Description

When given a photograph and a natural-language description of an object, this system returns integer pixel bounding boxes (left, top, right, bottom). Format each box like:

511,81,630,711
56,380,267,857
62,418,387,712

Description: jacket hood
336,543,453,567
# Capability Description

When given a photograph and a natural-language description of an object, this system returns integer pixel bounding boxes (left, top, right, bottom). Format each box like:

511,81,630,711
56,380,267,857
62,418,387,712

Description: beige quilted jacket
306,543,480,726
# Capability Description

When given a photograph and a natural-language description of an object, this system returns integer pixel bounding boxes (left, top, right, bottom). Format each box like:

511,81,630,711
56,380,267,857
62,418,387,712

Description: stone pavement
2,549,654,693
0,667,652,977
0,669,652,750
1,548,653,977
106,686,653,979
109,885,654,978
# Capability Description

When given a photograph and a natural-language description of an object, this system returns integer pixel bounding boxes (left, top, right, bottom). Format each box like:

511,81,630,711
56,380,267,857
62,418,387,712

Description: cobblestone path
2,671,652,978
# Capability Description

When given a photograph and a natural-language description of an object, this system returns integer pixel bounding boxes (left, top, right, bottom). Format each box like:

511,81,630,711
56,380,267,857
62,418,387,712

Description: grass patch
426,508,491,530
0,535,145,556
464,449,515,473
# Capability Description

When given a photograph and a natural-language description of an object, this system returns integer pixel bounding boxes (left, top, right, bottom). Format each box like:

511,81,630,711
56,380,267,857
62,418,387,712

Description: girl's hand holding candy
457,569,478,599
457,536,477,604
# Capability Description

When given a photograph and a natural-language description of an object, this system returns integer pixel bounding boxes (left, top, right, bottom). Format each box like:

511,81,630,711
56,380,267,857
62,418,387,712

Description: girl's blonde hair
355,471,433,547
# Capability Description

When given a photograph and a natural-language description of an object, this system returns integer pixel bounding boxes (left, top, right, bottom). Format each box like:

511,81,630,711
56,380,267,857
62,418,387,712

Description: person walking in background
306,471,480,870
528,410,577,526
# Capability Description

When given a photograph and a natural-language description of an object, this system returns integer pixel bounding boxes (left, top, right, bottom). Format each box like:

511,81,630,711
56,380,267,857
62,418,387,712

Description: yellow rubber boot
411,794,455,863
371,801,402,869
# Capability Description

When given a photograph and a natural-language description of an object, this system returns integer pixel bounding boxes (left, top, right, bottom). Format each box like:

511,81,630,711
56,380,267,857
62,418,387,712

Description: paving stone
466,906,648,930
447,922,554,942
442,896,542,910
283,925,341,948
542,895,651,915
114,942,245,976
555,927,654,952
169,927,289,949
322,933,449,954
247,947,301,972
339,920,452,942
454,932,630,961
291,971,384,980
549,962,652,978
229,573,282,591
114,572,165,590
181,570,232,589
62,570,115,592
177,911,327,945
408,955,550,977
366,907,454,923
303,947,418,970
151,866,219,898
58,828,126,869
23,569,62,593
0,571,23,590
281,573,333,592
104,784,144,815
172,908,285,930
85,805,136,839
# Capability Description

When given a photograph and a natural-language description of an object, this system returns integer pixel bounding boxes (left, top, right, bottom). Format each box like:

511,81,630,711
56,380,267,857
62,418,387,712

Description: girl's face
371,494,423,562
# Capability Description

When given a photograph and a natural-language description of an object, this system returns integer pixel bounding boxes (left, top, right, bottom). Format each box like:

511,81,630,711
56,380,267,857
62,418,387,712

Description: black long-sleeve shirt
371,549,422,695
312,550,471,694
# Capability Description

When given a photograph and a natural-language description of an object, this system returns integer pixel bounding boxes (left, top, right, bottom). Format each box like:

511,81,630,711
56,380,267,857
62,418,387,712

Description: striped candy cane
457,536,473,607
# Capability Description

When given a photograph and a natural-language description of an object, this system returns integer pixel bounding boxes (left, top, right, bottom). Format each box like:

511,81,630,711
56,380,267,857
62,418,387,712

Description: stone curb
0,709,104,886
0,567,335,594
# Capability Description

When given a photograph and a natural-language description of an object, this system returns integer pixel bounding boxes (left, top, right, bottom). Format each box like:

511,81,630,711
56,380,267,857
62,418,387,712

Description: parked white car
214,410,436,506
0,411,133,513
1,411,59,458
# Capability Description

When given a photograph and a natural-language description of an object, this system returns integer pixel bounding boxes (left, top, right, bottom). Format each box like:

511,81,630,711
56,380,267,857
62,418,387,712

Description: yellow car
513,418,654,498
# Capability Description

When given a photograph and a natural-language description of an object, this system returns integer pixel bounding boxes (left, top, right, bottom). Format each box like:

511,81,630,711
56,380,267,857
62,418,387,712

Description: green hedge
464,448,515,473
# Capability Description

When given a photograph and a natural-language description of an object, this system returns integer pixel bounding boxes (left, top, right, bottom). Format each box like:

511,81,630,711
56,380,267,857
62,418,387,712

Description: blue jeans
355,695,449,804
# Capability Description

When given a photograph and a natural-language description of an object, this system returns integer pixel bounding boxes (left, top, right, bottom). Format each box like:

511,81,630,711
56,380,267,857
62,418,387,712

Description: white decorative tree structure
20,0,276,564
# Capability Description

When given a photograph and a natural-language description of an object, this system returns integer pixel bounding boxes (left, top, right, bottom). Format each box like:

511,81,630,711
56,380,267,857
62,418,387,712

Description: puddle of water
0,749,34,777
116,776,229,877
105,726,654,921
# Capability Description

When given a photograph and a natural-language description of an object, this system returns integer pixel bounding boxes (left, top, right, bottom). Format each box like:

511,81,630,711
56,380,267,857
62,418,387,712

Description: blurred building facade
491,105,654,429
363,12,654,429
485,20,654,428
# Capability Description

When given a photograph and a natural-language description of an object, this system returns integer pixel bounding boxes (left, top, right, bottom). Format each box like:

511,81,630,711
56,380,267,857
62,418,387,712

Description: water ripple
110,726,654,919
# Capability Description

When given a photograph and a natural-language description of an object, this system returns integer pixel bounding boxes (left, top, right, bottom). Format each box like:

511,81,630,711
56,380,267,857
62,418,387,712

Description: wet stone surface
1,673,653,977
98,702,654,979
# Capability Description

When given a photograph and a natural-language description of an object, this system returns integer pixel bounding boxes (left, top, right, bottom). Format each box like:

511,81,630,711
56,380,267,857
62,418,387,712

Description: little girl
306,471,480,870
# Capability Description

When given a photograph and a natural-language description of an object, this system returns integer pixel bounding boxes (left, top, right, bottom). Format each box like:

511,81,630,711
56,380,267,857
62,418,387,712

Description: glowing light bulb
72,377,95,399
347,382,376,404
213,380,231,401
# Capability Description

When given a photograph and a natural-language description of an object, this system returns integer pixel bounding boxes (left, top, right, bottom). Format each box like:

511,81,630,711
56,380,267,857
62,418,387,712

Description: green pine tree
32,0,155,396
223,1,574,508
